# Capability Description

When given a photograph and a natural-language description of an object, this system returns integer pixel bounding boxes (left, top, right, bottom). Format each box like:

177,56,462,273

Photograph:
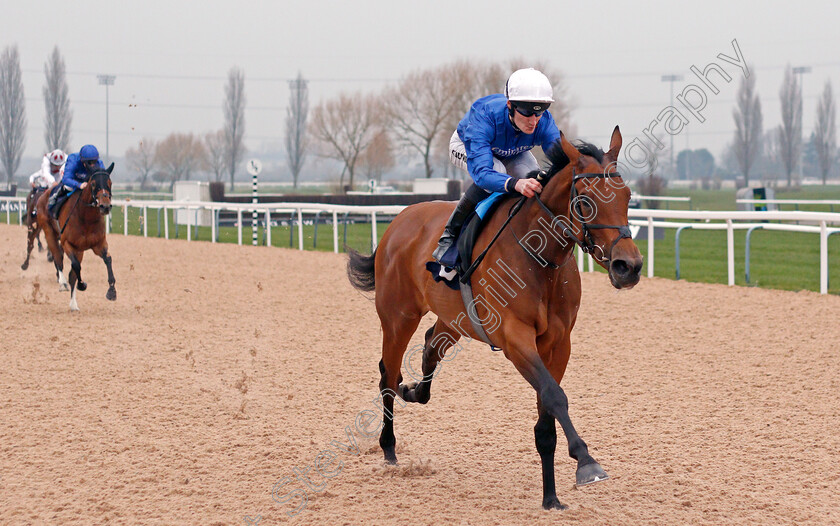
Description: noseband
530,168,632,265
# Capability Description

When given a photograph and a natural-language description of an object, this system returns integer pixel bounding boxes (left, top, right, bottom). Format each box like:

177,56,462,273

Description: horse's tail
347,248,377,292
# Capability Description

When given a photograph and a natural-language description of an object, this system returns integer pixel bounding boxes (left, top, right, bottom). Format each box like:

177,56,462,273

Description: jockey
27,149,66,218
48,144,105,219
433,68,561,266
29,149,66,189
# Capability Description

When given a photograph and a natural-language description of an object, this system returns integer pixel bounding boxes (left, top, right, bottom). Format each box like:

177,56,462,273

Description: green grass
6,192,840,294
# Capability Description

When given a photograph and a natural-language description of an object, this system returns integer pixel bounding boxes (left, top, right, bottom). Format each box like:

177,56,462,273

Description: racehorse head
543,127,643,289
87,163,114,215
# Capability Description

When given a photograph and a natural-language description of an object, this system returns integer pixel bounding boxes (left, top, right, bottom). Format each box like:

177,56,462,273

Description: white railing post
371,211,378,250
332,210,339,253
143,206,148,237
297,208,304,251
577,245,584,272
647,217,654,278
587,254,594,272
164,207,169,239
186,207,192,241
726,219,735,286
237,209,243,245
265,209,271,247
123,204,128,235
211,207,216,243
820,221,828,294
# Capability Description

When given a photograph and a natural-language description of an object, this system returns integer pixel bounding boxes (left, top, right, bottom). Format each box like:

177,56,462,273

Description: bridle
83,171,111,208
517,168,633,266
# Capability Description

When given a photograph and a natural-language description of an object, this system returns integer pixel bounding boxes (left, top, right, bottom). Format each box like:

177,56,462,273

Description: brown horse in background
22,186,51,260
23,165,117,311
347,128,643,509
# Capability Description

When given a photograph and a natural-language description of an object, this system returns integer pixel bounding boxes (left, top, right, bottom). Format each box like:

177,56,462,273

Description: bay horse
23,165,117,311
347,127,643,509
22,186,51,260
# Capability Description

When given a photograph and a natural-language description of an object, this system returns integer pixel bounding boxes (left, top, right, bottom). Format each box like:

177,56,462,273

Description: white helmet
48,149,67,166
505,68,554,103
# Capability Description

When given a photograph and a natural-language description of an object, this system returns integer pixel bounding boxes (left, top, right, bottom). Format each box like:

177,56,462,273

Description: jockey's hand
80,182,88,189
514,178,542,198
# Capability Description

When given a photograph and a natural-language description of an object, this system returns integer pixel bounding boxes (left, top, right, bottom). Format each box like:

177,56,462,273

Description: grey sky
3,0,839,171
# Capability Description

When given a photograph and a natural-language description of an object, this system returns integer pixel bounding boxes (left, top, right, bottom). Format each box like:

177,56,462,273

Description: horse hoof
576,462,609,486
21,262,28,271
542,496,568,510
47,253,54,262
106,288,117,301
59,283,69,292
77,281,88,292
383,449,397,465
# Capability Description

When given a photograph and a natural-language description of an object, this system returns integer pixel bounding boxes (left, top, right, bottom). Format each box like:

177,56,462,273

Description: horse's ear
559,131,580,166
106,162,114,175
604,126,622,164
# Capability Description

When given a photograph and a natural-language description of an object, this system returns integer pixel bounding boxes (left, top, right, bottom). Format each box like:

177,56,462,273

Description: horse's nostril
611,259,630,277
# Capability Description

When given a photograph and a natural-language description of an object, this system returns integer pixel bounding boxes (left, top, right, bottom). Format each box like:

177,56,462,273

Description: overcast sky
3,0,839,173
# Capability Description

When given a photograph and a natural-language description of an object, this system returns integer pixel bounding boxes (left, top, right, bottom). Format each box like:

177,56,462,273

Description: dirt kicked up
1,222,838,525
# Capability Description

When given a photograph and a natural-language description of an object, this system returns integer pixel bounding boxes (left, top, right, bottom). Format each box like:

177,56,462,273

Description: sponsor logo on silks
492,145,534,157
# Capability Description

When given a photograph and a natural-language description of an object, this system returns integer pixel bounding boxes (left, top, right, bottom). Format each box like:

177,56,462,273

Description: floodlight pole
97,75,116,159
661,74,684,179
792,66,811,185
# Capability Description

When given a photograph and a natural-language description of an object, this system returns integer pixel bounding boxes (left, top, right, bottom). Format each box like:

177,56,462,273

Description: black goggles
512,101,550,117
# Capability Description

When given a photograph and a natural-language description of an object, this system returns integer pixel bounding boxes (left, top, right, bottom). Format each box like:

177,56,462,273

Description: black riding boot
432,188,484,265
48,186,65,219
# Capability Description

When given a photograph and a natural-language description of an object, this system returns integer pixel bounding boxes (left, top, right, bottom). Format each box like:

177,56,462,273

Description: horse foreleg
98,245,116,301
42,219,67,290
508,345,607,492
399,320,461,404
66,248,84,311
377,316,421,464
534,400,566,510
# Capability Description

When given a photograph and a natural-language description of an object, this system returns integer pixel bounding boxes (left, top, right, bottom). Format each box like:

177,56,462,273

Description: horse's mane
543,138,605,178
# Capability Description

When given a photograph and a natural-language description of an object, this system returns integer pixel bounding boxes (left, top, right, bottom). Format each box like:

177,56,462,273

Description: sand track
1,223,838,525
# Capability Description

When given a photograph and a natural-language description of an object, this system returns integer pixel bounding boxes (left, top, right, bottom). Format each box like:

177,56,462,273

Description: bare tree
125,137,157,189
358,129,395,183
204,129,226,183
310,92,379,190
732,70,763,184
223,67,246,191
285,72,308,189
155,133,207,191
384,64,464,178
43,46,71,151
0,45,26,188
814,80,837,185
778,65,803,187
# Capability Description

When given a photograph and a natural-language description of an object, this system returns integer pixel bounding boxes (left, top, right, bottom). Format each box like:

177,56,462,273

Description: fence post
164,207,169,239
237,209,242,245
745,226,764,284
726,219,735,286
820,221,828,294
675,225,692,280
266,209,272,247
577,245,584,272
371,211,378,251
332,210,339,253
123,204,128,235
647,217,654,278
297,208,304,251
143,206,148,237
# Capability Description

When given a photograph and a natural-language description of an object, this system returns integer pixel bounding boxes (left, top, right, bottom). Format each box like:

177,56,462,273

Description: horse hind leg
21,224,37,270
399,320,462,404
377,315,421,464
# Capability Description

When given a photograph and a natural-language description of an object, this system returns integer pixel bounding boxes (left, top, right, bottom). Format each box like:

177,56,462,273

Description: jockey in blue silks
48,144,105,219
433,68,562,268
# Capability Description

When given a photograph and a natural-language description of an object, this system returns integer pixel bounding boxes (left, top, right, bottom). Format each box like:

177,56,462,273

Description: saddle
426,192,509,290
